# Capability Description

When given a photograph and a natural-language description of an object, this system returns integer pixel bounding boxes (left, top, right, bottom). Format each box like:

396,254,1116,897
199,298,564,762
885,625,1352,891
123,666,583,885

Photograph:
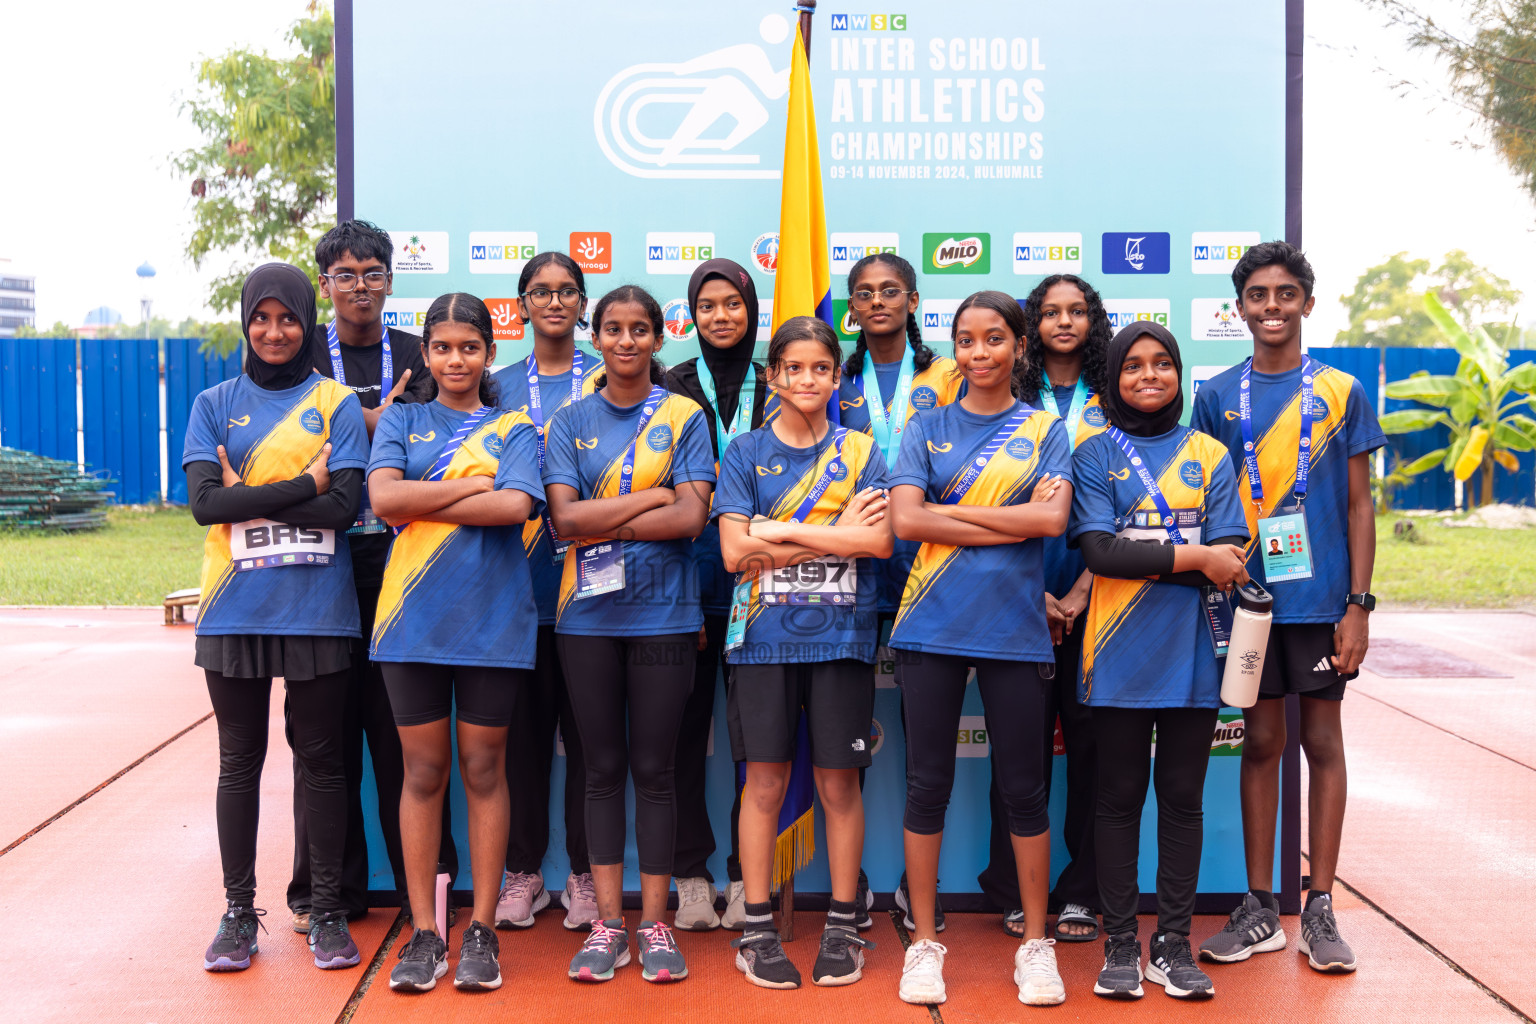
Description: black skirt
195,634,354,681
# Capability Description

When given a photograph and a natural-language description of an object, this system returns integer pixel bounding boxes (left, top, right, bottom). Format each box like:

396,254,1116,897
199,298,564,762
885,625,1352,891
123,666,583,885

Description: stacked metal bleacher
0,447,112,532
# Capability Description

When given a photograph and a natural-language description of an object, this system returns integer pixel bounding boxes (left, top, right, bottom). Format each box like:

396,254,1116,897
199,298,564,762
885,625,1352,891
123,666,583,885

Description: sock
1306,889,1331,911
743,901,774,931
1249,889,1278,912
826,899,858,930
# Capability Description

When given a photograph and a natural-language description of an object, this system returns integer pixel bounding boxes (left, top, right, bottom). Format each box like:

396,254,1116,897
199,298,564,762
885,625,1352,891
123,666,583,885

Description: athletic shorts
1257,623,1354,701
727,659,875,769
379,662,526,727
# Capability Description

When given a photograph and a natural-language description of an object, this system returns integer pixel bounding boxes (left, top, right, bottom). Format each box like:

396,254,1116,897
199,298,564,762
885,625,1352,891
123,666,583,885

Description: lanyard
1239,357,1313,508
426,406,493,481
941,408,1033,505
1038,378,1091,443
617,386,670,496
525,351,585,468
862,347,915,472
326,321,392,398
787,428,848,523
696,360,756,458
1105,426,1189,545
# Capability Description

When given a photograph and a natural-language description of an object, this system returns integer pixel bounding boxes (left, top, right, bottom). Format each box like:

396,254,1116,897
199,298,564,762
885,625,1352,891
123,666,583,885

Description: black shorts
1257,623,1354,701
379,662,527,727
728,659,875,769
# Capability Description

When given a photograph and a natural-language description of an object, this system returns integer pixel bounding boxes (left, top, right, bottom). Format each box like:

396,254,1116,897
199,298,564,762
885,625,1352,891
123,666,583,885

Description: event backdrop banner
343,0,1294,901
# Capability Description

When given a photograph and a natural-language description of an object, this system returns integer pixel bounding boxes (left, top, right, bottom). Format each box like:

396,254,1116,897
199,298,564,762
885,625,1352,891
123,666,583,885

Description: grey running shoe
894,871,945,933
568,918,630,982
1299,895,1357,973
1093,932,1144,999
733,926,802,989
720,880,747,930
673,877,720,931
203,904,266,972
308,910,360,969
853,869,873,930
1148,932,1214,998
812,924,874,986
1199,893,1286,962
454,921,502,990
389,929,448,992
636,919,688,982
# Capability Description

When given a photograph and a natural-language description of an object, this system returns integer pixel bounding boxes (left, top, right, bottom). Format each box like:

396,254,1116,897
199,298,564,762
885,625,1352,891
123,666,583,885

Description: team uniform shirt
1029,386,1109,597
1068,427,1250,707
888,402,1072,661
496,362,601,625
1190,359,1385,623
542,390,716,637
713,426,888,664
838,354,965,616
182,373,370,637
367,402,544,668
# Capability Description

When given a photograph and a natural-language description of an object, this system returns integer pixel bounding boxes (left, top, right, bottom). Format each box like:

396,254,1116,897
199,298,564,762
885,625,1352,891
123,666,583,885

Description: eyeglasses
322,271,389,292
523,286,583,308
849,287,909,309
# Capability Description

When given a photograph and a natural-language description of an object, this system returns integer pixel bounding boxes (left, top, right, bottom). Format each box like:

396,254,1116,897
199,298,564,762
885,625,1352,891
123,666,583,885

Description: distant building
0,262,37,338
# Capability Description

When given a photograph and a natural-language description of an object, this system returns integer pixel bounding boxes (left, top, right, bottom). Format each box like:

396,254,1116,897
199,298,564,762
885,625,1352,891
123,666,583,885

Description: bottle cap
1237,581,1273,615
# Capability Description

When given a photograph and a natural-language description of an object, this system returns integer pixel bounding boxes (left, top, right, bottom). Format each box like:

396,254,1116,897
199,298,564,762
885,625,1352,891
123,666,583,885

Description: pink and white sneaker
494,870,550,929
562,871,600,930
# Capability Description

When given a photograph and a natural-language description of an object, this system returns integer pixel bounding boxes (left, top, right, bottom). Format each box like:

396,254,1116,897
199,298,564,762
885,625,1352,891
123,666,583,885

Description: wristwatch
1345,592,1376,612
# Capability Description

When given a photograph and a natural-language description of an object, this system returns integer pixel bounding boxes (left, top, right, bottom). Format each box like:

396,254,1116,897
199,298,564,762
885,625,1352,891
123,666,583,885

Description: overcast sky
3,0,1532,345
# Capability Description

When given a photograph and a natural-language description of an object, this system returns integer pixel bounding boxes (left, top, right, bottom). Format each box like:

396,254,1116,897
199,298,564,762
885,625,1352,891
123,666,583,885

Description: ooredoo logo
751,233,779,274
389,231,449,274
829,232,900,274
923,233,990,274
1012,232,1082,275
484,298,526,342
1191,232,1259,275
661,297,694,340
646,232,715,274
468,232,537,274
570,232,613,274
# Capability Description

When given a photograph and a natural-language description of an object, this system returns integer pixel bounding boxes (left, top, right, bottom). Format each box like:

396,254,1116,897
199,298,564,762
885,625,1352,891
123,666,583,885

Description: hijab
686,258,759,422
241,262,318,391
1101,321,1185,437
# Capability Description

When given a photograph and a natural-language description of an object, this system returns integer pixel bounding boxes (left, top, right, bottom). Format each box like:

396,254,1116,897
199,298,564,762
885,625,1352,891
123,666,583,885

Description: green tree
174,2,334,350
13,322,76,338
1334,249,1521,346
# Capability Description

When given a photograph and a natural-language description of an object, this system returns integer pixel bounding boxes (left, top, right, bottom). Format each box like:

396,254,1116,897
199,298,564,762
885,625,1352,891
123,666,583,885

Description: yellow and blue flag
771,21,831,331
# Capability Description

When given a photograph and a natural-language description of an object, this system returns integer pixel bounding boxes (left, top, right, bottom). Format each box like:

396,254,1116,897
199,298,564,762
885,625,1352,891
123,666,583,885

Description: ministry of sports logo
389,231,450,274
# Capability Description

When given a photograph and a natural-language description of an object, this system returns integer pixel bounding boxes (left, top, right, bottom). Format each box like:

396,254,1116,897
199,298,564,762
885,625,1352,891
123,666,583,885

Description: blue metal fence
0,337,77,462
165,339,243,503
81,338,161,504
1383,347,1460,511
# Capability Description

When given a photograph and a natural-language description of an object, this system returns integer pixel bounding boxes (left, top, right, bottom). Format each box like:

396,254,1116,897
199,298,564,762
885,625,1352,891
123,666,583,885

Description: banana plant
1378,292,1536,508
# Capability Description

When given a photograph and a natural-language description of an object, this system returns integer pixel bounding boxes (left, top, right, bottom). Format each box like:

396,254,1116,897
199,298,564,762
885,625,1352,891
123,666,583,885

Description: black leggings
674,614,742,882
897,651,1052,837
557,633,695,876
504,625,589,876
206,668,349,911
1093,705,1219,937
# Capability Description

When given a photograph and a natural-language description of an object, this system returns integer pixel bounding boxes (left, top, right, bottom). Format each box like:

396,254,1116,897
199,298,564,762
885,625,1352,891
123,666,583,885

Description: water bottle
1220,582,1274,709
435,862,450,938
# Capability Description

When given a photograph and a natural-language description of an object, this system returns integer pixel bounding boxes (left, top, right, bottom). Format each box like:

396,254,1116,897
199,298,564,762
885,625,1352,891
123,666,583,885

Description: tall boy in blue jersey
1191,242,1384,974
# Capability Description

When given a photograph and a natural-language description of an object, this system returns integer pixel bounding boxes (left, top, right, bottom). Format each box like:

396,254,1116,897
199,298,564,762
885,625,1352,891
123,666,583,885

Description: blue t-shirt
542,390,716,637
888,402,1072,661
495,360,599,625
367,402,543,668
713,426,888,664
1069,427,1250,708
1027,386,1110,597
1190,359,1385,624
182,373,369,638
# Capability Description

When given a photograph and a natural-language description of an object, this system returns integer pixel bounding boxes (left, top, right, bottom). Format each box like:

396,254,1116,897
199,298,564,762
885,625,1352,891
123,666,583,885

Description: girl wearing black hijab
663,257,767,930
182,262,370,973
1064,323,1250,1000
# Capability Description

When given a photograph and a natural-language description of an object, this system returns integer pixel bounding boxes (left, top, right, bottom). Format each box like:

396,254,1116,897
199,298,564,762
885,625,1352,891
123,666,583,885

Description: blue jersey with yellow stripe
1190,359,1384,624
1069,427,1250,708
888,401,1072,661
182,373,369,637
713,426,888,664
367,401,544,668
1029,387,1109,597
543,390,716,637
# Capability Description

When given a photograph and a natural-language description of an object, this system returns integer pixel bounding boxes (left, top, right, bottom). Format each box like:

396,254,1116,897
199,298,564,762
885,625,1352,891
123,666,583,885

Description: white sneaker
1014,937,1066,1005
720,880,747,930
672,876,720,931
899,939,948,1005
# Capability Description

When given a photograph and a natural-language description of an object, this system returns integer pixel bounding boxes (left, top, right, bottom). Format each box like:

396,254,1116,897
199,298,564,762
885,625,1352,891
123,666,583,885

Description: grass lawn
1374,513,1536,609
0,506,204,605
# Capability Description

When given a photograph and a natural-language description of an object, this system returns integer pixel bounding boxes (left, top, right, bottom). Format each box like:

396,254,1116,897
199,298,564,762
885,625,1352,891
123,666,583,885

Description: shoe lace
731,928,788,960
676,876,710,906
570,872,596,903
310,910,349,945
1158,936,1197,970
1018,937,1057,974
906,940,947,972
461,923,496,958
1308,905,1341,942
501,871,540,901
398,928,440,962
219,905,268,940
821,924,874,960
1107,937,1140,968
638,921,678,954
582,920,624,952
1226,900,1266,934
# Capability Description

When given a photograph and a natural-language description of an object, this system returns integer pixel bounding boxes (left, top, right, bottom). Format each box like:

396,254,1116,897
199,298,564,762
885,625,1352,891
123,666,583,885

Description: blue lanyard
426,406,493,481
1105,425,1188,545
862,347,915,472
1038,379,1091,444
525,351,585,468
326,321,392,398
941,408,1032,505
1239,357,1313,507
618,386,670,496
696,360,756,458
787,428,848,523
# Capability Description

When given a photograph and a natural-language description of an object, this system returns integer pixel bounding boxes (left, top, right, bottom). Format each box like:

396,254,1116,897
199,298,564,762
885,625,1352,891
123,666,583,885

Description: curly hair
842,252,936,376
1018,274,1111,399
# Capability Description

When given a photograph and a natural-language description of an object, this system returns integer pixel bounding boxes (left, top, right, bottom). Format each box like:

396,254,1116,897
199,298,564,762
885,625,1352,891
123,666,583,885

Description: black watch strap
1345,592,1376,612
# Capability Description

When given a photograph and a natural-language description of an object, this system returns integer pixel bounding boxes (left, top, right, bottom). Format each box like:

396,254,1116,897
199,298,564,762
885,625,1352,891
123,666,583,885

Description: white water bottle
1220,582,1274,709
435,862,450,938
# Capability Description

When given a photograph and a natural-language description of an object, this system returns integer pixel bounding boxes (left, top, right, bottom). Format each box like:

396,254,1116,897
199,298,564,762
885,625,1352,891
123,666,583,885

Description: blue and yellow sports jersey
888,402,1072,661
1191,359,1385,624
496,363,601,625
367,401,544,668
1069,427,1250,708
1029,388,1109,597
182,374,369,637
713,426,888,665
543,390,716,637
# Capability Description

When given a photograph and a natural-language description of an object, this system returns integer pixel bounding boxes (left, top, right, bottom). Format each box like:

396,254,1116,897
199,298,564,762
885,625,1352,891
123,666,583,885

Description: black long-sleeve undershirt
1077,532,1246,588
186,461,363,532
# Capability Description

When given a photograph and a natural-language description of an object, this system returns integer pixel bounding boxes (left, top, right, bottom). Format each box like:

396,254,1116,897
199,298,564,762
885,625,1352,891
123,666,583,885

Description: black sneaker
894,871,945,933
1148,932,1214,999
308,910,361,969
1199,893,1285,962
812,924,874,986
1093,932,1144,1000
454,921,502,990
203,904,266,971
732,927,802,989
853,869,873,931
1299,894,1357,973
389,929,448,992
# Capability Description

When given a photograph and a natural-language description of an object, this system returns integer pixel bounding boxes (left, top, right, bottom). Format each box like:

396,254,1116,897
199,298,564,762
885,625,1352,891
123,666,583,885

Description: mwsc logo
1191,232,1259,275
923,233,990,274
469,232,538,275
1012,232,1082,275
1102,299,1171,331
829,232,900,274
919,298,961,342
829,13,909,30
646,232,716,274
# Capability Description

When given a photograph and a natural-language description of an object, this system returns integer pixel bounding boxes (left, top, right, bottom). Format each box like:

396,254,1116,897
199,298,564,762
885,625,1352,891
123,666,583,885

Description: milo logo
1210,713,1245,755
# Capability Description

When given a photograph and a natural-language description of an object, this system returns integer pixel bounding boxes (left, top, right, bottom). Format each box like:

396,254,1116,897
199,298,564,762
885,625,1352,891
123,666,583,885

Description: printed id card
724,575,753,654
1202,585,1235,658
230,519,336,571
759,556,857,606
348,504,387,536
574,541,625,599
1257,505,1314,583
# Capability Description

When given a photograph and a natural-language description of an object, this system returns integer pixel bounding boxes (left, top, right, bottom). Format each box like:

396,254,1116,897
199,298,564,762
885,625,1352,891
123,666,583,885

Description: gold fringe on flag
771,804,816,893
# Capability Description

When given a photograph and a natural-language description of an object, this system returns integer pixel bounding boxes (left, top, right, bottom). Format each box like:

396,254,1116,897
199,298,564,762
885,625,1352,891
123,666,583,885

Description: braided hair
420,292,500,408
1018,274,1111,400
842,253,937,376
589,284,667,390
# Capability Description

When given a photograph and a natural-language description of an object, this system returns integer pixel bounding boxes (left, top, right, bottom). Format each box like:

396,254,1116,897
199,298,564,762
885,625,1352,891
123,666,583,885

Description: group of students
184,218,1383,1007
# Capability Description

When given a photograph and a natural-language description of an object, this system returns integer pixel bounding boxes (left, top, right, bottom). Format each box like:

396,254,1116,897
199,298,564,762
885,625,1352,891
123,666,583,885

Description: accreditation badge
1257,505,1314,583
1202,585,1236,658
724,575,753,654
574,541,625,599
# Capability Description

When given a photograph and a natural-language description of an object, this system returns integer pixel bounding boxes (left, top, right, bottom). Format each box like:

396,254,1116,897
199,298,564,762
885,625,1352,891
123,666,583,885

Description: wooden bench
164,588,199,626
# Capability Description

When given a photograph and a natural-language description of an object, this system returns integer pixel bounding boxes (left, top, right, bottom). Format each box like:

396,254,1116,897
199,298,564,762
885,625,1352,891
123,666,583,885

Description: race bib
1116,508,1203,546
1257,506,1314,583
574,541,625,599
230,518,336,571
759,556,858,606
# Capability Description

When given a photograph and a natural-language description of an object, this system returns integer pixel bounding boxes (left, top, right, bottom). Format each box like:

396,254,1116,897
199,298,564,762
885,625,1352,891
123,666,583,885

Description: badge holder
1257,503,1314,583
1202,585,1236,658
574,541,625,599
724,574,753,654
